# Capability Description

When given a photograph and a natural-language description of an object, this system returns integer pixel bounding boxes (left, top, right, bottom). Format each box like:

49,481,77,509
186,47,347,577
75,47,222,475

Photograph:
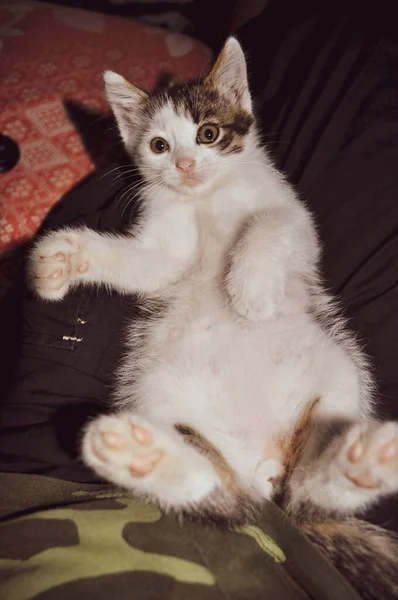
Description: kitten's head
104,38,255,196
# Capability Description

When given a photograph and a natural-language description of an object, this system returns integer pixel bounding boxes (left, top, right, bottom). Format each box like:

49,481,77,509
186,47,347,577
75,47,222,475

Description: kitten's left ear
206,37,252,112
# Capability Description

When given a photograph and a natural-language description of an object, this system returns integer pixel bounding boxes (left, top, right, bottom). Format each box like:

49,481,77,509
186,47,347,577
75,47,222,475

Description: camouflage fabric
0,473,361,600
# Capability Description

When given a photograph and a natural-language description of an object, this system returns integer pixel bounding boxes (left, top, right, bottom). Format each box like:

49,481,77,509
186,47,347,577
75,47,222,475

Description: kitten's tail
299,517,398,600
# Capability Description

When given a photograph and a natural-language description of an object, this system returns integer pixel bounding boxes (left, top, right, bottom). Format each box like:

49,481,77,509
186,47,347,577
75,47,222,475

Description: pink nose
176,156,195,174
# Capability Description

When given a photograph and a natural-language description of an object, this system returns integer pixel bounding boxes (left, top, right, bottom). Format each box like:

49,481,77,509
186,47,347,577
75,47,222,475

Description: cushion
0,0,208,293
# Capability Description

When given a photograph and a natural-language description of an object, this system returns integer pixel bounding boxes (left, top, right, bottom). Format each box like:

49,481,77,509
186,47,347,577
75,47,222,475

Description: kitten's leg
82,413,222,510
286,421,398,516
29,227,187,300
226,202,319,320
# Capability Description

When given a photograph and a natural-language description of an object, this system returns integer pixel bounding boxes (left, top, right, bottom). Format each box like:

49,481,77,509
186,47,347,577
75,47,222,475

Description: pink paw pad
129,449,163,477
345,427,398,489
132,425,152,445
345,472,378,489
102,431,124,450
78,262,89,273
378,440,397,464
347,439,364,463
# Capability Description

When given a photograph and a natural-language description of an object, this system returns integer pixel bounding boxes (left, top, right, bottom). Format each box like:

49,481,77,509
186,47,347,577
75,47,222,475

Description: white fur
29,38,395,519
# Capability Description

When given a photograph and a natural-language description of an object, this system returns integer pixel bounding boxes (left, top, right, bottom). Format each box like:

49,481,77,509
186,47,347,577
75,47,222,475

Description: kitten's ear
206,37,251,112
104,70,148,150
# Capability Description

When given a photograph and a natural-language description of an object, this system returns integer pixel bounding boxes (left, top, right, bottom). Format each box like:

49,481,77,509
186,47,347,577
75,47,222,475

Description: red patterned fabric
0,1,208,288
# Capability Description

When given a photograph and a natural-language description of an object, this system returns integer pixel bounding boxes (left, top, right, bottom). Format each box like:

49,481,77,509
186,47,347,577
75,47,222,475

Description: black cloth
238,0,398,417
1,169,140,482
1,0,398,527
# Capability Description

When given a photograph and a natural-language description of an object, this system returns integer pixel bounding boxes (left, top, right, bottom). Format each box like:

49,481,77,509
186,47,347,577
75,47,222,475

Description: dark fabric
238,0,398,417
1,0,398,530
1,168,140,482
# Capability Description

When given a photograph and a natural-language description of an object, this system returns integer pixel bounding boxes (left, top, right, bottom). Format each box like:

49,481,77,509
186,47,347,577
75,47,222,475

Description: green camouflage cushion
0,473,360,600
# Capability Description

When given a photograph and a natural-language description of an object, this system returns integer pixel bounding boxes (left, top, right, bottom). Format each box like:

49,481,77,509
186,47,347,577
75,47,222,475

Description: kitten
29,38,398,598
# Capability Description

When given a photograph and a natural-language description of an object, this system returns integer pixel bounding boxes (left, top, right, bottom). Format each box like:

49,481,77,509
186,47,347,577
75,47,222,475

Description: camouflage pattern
0,473,361,600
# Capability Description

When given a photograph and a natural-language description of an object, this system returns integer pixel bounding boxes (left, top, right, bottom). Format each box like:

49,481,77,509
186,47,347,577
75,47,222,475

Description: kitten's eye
150,137,169,154
197,124,219,145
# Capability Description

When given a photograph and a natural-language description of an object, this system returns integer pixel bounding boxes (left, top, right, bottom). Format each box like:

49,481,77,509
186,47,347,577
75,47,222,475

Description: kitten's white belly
124,277,335,451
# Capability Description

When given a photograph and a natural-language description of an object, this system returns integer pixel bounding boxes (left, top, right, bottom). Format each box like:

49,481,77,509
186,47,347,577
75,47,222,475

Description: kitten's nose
176,156,195,174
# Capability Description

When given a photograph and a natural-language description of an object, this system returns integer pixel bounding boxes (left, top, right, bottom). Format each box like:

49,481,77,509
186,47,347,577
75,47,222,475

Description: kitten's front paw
28,230,89,301
339,422,398,493
226,254,285,321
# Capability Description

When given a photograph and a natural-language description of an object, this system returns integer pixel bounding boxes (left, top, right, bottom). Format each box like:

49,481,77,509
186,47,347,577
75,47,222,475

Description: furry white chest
123,205,325,457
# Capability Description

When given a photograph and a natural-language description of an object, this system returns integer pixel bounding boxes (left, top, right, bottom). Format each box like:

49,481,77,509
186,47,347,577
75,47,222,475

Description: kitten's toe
128,449,164,477
341,422,398,493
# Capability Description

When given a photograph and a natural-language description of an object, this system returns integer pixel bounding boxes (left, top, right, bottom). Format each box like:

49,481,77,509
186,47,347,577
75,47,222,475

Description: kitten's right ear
104,70,148,150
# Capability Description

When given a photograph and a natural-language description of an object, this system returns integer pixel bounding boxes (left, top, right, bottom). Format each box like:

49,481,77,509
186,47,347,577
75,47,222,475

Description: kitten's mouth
177,175,204,191
180,174,202,187
165,173,207,195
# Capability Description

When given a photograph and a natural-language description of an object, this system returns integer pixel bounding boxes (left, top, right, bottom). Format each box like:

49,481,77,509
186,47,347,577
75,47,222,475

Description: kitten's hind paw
340,422,398,493
81,413,221,506
82,414,166,484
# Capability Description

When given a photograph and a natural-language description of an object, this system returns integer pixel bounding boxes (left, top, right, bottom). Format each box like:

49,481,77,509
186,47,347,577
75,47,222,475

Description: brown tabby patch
142,77,254,155
175,422,257,525
279,397,320,476
175,398,319,521
175,423,243,496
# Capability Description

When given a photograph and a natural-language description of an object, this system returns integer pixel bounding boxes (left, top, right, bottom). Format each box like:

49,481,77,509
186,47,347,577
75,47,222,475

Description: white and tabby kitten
29,37,398,596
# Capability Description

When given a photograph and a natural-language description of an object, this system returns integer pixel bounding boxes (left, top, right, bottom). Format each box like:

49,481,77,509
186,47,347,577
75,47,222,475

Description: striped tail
301,518,398,600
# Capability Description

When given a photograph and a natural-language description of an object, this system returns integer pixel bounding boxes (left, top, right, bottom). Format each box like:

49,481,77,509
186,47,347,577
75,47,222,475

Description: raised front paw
28,230,89,300
340,422,398,493
225,253,285,321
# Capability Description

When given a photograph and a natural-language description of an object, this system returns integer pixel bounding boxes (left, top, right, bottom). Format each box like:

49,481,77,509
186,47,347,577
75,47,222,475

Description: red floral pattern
0,1,208,292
